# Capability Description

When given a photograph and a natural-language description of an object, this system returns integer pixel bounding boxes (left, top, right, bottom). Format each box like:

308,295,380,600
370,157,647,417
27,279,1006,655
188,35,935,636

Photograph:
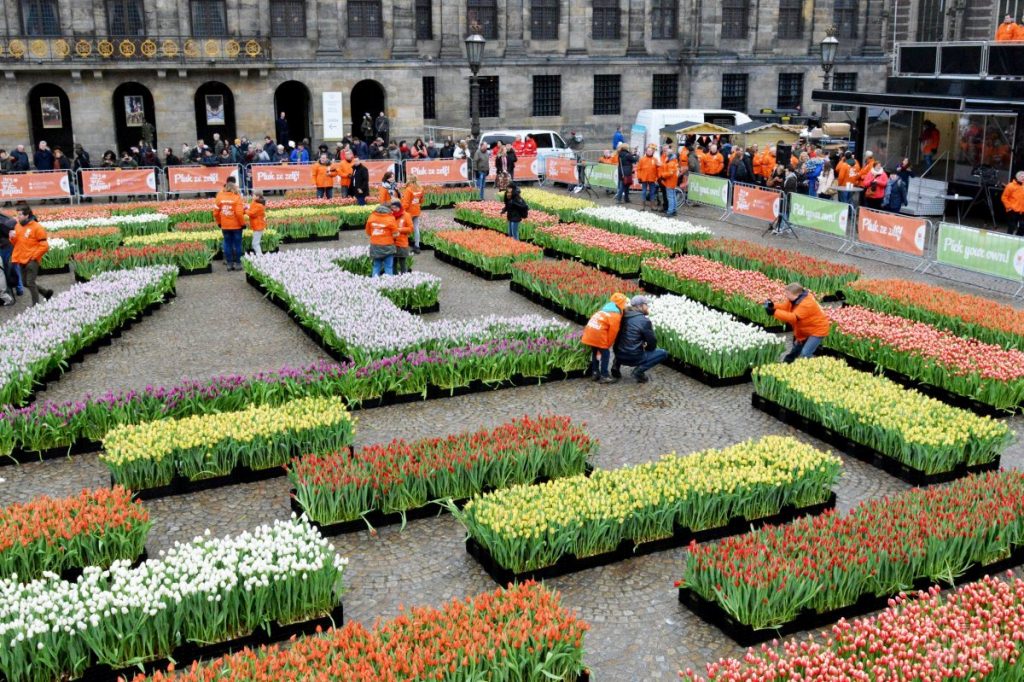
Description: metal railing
895,40,1024,78
0,35,272,63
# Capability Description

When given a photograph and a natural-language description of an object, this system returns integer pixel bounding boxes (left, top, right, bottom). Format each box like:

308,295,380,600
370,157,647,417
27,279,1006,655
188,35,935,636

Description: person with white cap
612,296,668,383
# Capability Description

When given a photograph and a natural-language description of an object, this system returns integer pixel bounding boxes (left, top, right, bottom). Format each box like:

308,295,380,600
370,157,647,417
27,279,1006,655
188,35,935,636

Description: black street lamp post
465,33,486,144
820,27,840,122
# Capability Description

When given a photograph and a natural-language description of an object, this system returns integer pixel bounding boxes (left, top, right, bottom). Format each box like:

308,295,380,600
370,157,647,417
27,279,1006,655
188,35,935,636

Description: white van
479,129,575,163
631,110,754,150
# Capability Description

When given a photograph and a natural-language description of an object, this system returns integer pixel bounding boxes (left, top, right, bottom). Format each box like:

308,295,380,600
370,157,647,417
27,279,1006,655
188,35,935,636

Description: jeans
11,263,22,292
642,182,657,202
316,187,333,200
356,193,366,206
666,188,677,215
412,215,421,248
21,260,52,306
221,229,243,265
508,221,520,240
838,191,851,204
476,171,487,200
251,230,264,256
615,178,631,202
615,349,668,375
589,348,611,378
371,255,394,277
783,336,824,363
923,153,934,170
0,245,12,298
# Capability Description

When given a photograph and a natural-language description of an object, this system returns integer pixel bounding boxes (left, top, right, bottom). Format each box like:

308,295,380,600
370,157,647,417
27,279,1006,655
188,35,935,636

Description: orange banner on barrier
732,184,782,222
250,164,311,191
364,161,394,185
167,165,241,193
0,171,71,201
857,207,928,257
404,159,469,185
487,155,540,182
81,169,158,197
544,157,578,185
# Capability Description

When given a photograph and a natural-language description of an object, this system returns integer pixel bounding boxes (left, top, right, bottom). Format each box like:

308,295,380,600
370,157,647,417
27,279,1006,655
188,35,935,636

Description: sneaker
42,290,53,301
591,372,601,382
15,288,23,296
413,248,421,254
598,376,618,384
632,370,649,384
611,365,622,379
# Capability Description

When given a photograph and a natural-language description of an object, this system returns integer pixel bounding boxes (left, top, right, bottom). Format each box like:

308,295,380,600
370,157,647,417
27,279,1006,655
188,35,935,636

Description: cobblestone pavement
1,191,1023,679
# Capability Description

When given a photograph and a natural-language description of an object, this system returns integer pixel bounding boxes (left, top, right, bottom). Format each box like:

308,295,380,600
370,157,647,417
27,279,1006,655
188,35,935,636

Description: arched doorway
27,83,74,156
113,82,157,154
194,81,236,148
274,80,312,147
350,80,385,140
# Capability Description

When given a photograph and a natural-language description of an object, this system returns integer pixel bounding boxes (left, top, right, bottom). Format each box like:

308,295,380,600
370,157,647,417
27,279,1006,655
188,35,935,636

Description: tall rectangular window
593,74,621,115
21,0,60,35
532,75,561,116
531,0,559,39
469,76,500,118
348,0,383,37
107,0,145,35
592,0,620,39
721,0,750,39
916,0,944,40
467,0,498,39
652,74,678,109
721,73,748,111
834,0,858,39
416,0,433,39
423,77,436,119
832,72,857,91
778,0,803,38
651,0,677,38
190,0,226,36
270,0,305,37
777,73,804,109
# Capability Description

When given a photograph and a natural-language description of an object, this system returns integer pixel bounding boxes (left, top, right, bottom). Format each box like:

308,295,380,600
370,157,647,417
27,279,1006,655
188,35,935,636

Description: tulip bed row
123,228,282,254
291,415,594,526
518,187,596,221
429,229,544,277
177,215,338,242
825,305,1024,411
641,256,788,330
510,259,643,322
73,242,215,280
648,295,785,380
0,487,148,582
534,223,671,275
459,436,841,576
101,395,355,492
687,238,860,296
752,357,1012,475
332,245,439,310
682,574,1024,681
0,265,178,406
0,519,346,682
846,278,1024,350
43,212,170,236
575,206,713,253
679,470,1024,631
39,237,72,271
452,200,559,242
135,581,587,682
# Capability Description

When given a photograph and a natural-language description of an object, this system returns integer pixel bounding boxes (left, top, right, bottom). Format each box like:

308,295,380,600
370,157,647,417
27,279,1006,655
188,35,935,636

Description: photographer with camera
1001,171,1024,236
764,283,831,363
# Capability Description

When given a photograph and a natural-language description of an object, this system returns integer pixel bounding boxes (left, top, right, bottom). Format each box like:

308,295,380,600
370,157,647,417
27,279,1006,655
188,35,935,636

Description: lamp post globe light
819,26,839,122
465,33,486,143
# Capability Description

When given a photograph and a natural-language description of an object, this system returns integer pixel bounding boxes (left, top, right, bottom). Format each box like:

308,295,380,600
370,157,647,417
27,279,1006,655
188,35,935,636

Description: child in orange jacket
582,292,629,383
244,190,267,256
390,200,415,273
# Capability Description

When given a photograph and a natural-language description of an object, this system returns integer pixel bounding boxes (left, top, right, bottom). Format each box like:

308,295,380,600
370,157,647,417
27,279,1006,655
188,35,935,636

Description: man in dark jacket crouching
612,296,668,383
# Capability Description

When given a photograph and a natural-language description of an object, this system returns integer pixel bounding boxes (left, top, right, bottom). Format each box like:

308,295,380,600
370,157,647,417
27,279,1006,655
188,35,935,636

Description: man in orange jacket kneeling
765,282,831,362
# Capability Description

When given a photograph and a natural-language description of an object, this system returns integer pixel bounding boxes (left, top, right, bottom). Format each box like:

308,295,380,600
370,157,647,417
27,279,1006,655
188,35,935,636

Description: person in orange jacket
365,203,399,276
636,146,661,211
1002,171,1024,235
244,190,267,256
311,153,336,200
333,153,353,197
401,175,425,253
659,153,680,216
764,282,831,362
390,200,415,273
598,150,617,164
582,292,629,383
9,204,52,305
213,178,246,271
700,144,725,177
996,14,1019,41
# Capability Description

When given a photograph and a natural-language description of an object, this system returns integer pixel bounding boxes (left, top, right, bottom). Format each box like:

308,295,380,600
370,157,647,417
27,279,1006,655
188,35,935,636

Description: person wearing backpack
501,182,529,240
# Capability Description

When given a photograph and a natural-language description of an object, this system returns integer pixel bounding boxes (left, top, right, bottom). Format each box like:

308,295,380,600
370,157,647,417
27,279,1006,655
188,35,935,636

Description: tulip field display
101,395,355,492
42,213,170,236
178,215,337,242
39,226,122,252
0,265,177,406
576,206,713,252
0,487,149,582
510,259,643,322
648,295,785,380
453,200,559,241
534,223,671,275
0,518,346,682
291,415,594,527
420,184,479,207
431,229,544,277
682,574,1024,681
825,305,1024,411
687,238,860,296
517,187,595,221
752,357,1013,476
678,470,1024,634
133,581,588,682
123,228,282,255
846,278,1024,350
328,245,438,310
460,436,841,577
72,242,216,280
293,204,376,228
333,244,416,277
39,237,71,271
642,256,789,329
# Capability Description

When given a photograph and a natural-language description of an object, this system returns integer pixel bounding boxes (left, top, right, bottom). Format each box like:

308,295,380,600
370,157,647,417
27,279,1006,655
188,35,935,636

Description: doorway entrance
194,81,236,147
350,80,385,140
113,82,157,154
274,80,312,147
27,83,74,155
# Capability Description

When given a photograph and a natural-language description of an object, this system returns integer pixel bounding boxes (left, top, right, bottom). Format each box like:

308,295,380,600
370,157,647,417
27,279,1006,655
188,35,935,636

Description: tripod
764,210,798,240
571,162,598,199
964,181,999,228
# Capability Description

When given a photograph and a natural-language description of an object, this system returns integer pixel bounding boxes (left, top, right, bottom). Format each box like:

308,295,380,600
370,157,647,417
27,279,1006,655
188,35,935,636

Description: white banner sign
322,91,344,140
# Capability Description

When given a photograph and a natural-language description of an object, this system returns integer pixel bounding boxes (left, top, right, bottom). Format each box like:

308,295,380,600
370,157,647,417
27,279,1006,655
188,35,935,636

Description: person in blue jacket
612,126,625,150
289,142,310,164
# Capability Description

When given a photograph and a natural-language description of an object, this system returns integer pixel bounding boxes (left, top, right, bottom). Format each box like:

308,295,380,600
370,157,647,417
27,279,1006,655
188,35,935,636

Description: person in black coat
275,112,289,146
612,296,668,383
500,182,529,240
615,145,638,204
350,157,370,205
505,145,517,179
33,142,54,171
10,146,29,172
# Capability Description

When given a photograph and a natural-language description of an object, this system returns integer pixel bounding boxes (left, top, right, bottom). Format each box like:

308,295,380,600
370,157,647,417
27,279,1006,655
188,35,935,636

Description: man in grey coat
472,142,491,200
